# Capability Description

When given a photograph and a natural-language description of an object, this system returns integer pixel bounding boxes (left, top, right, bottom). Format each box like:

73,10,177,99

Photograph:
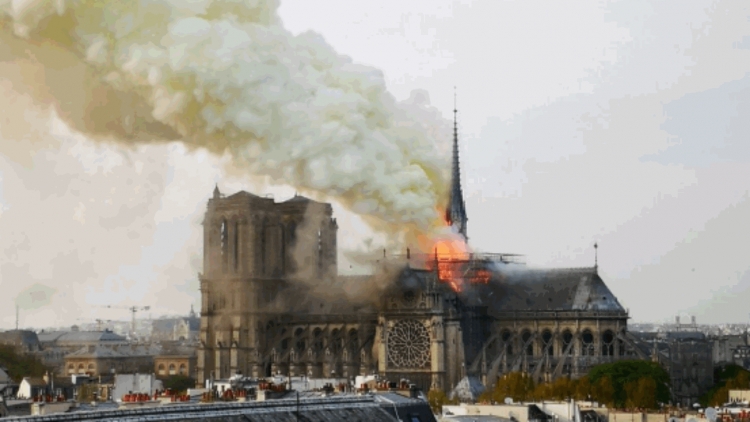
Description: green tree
574,376,592,400
550,377,574,400
700,365,750,407
593,376,615,407
0,345,50,382
160,375,196,393
484,372,536,403
427,389,457,413
588,360,670,408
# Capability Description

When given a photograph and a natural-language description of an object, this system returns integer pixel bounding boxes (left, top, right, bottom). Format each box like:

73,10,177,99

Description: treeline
479,360,670,410
700,365,750,407
0,345,50,382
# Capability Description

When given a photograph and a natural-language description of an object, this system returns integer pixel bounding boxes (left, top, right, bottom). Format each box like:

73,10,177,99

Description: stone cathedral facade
197,111,646,393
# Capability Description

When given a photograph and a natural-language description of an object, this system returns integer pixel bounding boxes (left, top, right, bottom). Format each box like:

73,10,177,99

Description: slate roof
0,330,40,348
385,263,626,315
66,344,158,358
156,343,196,357
0,395,435,421
449,376,486,402
467,266,626,314
37,330,126,345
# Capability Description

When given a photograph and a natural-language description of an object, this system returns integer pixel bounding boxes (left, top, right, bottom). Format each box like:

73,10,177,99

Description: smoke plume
0,0,451,245
15,283,56,310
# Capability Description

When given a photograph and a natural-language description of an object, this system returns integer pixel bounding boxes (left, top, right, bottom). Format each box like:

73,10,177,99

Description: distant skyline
0,0,749,328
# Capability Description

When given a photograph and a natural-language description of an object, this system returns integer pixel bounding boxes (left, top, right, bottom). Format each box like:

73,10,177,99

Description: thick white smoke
0,0,451,244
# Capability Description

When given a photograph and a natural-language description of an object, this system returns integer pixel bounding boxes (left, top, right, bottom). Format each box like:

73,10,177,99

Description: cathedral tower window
221,219,228,273
233,221,239,272
317,229,323,274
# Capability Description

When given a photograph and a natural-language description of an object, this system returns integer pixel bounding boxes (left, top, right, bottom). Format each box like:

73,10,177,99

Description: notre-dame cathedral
196,110,647,394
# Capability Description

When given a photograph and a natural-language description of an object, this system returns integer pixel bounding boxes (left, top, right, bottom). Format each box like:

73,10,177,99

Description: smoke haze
0,0,452,244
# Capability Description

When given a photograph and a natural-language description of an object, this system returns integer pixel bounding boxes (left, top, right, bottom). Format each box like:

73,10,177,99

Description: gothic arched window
234,220,239,272
601,330,615,356
220,219,228,272
542,330,553,356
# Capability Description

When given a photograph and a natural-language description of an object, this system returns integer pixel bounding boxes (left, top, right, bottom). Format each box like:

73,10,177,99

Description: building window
179,364,187,376
501,330,513,356
169,364,176,375
234,221,239,272
602,330,615,356
221,219,228,272
541,330,553,356
67,364,74,374
158,364,166,376
78,364,85,374
581,330,595,356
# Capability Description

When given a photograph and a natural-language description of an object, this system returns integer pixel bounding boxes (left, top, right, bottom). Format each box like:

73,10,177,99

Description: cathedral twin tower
197,188,338,382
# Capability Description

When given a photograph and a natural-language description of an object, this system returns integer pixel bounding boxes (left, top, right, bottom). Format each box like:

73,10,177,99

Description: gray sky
1,0,749,327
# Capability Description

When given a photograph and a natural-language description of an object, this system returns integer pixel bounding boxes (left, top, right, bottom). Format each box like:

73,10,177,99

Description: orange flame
410,207,492,293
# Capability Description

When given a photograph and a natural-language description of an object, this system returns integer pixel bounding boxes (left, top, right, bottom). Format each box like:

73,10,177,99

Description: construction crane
97,305,151,338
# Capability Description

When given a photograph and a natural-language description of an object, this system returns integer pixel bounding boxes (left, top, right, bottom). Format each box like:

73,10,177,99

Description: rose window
387,320,431,368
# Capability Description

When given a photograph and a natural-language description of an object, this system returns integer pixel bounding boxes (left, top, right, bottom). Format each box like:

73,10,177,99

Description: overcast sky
1,0,749,328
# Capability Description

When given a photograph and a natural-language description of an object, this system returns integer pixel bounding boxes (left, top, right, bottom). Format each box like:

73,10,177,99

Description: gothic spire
445,87,468,240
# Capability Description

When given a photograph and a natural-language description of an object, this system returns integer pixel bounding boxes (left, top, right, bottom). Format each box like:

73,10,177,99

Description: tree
0,345,50,382
483,372,536,404
427,389,457,413
160,375,196,393
700,365,750,407
593,376,615,407
632,377,657,409
588,360,670,408
574,376,591,401
550,377,574,400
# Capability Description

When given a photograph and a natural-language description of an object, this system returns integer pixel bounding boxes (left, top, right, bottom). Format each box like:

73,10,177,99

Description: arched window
67,364,75,375
601,330,615,356
313,328,323,352
348,329,359,352
179,364,187,376
158,364,166,376
221,219,228,272
501,330,513,356
541,330,554,356
168,364,176,375
562,330,574,354
234,220,240,272
77,364,85,374
581,329,595,356
521,330,533,356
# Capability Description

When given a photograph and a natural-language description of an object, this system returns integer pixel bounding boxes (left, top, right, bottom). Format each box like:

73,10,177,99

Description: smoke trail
0,0,450,244
15,283,56,310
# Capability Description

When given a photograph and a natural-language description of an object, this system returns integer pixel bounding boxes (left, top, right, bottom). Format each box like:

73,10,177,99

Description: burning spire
445,87,468,240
